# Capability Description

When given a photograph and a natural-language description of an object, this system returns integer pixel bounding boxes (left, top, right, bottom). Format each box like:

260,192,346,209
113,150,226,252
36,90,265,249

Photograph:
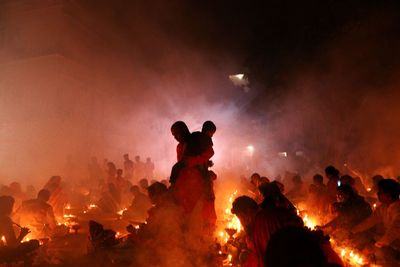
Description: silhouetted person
15,189,57,238
123,154,134,181
134,182,187,267
0,196,39,264
321,184,371,231
43,176,67,216
124,185,152,222
144,157,154,179
325,166,340,202
106,162,117,185
169,121,191,185
232,192,302,267
352,179,400,266
230,196,260,266
265,226,343,267
286,174,307,203
308,174,329,216
134,156,146,181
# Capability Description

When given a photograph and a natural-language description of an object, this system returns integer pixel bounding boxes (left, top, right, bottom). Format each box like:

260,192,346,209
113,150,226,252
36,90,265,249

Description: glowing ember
63,214,76,218
1,236,6,246
88,204,97,209
117,208,127,216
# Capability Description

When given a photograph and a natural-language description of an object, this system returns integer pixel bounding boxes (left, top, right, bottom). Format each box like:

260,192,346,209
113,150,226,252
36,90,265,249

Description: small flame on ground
117,208,127,216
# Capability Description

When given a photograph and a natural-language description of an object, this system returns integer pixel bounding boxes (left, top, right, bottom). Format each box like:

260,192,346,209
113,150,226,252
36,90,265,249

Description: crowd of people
0,120,399,266
236,166,400,266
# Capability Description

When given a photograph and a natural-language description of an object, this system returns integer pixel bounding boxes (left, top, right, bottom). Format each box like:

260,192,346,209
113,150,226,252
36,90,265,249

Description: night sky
82,0,400,98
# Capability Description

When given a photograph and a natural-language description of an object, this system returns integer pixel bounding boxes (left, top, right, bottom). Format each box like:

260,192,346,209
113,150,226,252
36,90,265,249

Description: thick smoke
0,0,247,186
0,0,399,189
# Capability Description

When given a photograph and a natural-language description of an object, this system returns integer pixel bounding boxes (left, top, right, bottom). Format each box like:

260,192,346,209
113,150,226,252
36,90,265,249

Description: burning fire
298,211,366,266
218,190,242,243
217,190,242,266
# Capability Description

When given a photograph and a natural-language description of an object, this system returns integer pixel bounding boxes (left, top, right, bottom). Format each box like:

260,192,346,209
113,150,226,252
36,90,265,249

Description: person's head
123,154,129,160
313,174,323,185
9,182,22,193
0,195,14,216
336,184,355,203
171,121,190,143
130,185,140,195
325,165,339,180
135,155,140,162
250,173,261,186
117,169,123,177
260,176,270,184
160,179,169,187
258,182,283,205
147,182,168,205
292,175,302,185
377,179,400,205
107,162,116,171
265,226,328,267
231,196,259,227
272,180,285,193
201,121,216,137
108,183,117,192
37,189,51,202
372,175,384,187
50,175,61,184
146,157,151,163
340,175,355,187
139,178,149,189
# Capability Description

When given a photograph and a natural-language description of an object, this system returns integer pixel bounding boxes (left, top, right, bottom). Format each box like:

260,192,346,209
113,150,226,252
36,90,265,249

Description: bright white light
228,74,249,88
278,152,287,157
337,180,341,187
247,145,254,153
234,74,244,80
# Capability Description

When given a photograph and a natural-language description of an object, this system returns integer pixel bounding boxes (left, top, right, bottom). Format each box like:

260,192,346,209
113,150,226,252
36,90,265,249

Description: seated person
97,183,121,213
286,175,307,204
0,196,39,263
14,189,57,238
308,174,329,216
230,196,260,267
88,220,119,252
320,184,371,233
134,182,187,267
232,192,303,267
352,179,400,266
259,182,297,214
123,186,152,222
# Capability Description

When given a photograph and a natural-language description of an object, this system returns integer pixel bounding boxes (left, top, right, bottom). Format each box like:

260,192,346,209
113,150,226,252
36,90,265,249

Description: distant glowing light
228,73,249,88
247,145,254,153
278,152,287,157
234,74,244,80
337,180,341,187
